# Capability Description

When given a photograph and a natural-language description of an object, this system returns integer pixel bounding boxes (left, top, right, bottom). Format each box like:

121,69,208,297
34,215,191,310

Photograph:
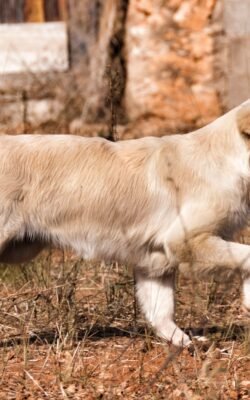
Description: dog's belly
49,220,170,273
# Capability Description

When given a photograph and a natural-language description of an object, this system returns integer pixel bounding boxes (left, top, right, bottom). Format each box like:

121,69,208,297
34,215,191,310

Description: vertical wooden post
24,0,45,22
0,0,24,23
44,0,59,21
58,0,68,21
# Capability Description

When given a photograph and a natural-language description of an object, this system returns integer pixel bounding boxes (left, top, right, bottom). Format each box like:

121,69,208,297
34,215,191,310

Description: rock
240,381,250,388
121,116,189,140
173,1,192,25
173,0,216,30
26,99,64,126
69,119,125,139
125,0,222,134
0,94,24,134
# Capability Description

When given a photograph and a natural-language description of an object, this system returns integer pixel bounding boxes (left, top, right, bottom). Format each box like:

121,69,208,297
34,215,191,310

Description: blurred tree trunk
58,0,68,21
24,0,45,22
0,0,24,23
82,0,118,122
81,0,129,125
44,0,59,21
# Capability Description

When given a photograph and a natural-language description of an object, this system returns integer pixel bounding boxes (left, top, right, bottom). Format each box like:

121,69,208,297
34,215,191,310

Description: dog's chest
220,191,249,239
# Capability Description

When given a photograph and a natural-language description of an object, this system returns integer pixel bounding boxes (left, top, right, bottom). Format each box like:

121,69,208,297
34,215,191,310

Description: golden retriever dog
1,100,250,347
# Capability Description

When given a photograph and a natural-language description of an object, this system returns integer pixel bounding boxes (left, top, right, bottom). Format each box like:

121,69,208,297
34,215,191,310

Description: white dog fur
1,100,250,347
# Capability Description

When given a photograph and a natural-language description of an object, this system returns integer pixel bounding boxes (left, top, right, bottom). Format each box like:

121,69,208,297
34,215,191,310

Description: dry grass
0,249,249,399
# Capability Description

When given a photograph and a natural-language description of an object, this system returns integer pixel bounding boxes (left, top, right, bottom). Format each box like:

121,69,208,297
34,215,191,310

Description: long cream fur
1,100,250,346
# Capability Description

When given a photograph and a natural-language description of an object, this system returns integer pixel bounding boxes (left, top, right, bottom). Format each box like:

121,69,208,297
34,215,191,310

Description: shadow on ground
0,322,248,348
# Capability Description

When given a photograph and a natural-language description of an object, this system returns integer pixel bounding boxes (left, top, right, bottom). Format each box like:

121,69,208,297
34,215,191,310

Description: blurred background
1,2,250,398
0,0,249,139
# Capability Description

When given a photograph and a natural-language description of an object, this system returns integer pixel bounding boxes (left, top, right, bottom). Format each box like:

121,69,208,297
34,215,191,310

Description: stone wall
224,0,250,109
125,0,224,135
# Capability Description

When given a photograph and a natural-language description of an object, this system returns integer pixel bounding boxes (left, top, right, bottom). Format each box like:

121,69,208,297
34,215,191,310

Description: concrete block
0,22,69,74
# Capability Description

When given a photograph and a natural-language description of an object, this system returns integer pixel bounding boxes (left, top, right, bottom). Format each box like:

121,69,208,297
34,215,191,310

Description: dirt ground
0,250,249,399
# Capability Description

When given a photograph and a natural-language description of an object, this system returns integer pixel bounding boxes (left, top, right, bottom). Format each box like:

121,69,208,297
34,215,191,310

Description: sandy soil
0,251,249,399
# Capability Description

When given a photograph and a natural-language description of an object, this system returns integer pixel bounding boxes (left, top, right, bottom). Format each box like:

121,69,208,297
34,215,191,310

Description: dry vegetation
0,2,249,398
1,70,250,398
0,249,249,399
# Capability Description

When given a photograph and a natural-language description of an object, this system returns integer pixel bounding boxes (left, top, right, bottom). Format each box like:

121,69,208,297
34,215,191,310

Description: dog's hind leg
135,270,191,347
0,238,46,264
0,209,27,263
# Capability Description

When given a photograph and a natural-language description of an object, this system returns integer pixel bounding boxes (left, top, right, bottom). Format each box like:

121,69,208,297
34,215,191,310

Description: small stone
241,381,250,388
26,99,63,126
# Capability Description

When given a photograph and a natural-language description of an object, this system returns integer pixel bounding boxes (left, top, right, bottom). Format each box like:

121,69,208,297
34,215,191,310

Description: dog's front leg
183,235,250,273
243,276,250,312
179,235,250,312
135,270,191,347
